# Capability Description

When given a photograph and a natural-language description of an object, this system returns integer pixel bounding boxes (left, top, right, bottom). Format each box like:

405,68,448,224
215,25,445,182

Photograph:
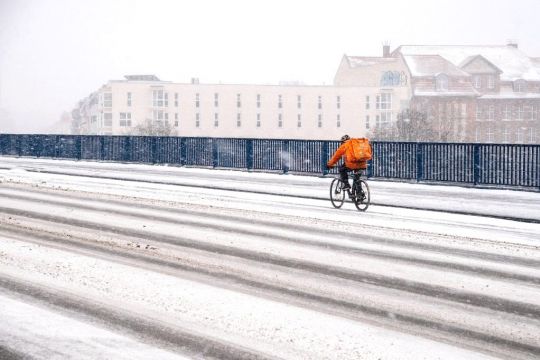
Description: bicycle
329,169,370,211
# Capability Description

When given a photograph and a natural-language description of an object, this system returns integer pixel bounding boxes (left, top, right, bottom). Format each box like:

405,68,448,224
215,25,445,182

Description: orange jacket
327,140,368,170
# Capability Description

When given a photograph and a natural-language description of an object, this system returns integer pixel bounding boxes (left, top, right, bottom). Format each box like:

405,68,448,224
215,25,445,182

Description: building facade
73,76,384,140
335,44,540,143
73,44,540,143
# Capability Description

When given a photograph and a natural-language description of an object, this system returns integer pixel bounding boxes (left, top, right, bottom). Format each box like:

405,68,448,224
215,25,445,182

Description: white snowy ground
0,156,539,359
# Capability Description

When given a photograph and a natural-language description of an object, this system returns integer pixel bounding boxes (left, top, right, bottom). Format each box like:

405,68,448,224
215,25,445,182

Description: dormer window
436,74,448,91
514,79,527,92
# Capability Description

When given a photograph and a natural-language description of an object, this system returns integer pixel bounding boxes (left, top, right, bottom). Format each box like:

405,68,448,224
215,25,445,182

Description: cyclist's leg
338,164,350,189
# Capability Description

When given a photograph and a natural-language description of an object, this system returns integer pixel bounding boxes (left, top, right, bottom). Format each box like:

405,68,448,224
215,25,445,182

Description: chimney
383,45,390,57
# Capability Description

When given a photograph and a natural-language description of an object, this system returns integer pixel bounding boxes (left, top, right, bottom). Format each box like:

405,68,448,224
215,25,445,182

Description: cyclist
326,134,368,190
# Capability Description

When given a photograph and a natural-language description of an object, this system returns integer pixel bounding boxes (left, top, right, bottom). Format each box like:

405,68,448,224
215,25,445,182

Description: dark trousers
338,164,351,185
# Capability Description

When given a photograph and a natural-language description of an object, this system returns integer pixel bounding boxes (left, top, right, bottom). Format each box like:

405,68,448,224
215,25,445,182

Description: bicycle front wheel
353,180,370,211
329,178,346,208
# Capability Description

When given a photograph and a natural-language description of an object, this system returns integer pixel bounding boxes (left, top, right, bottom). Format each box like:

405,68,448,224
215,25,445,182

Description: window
503,127,510,143
195,113,200,128
436,74,448,91
476,106,482,121
487,75,495,89
103,112,112,126
380,111,392,127
376,93,392,110
237,94,241,108
214,93,219,107
237,113,241,127
486,127,494,142
152,110,166,122
475,127,480,142
365,115,370,129
517,105,525,120
278,95,282,108
516,128,524,142
152,90,167,107
524,105,533,120
174,93,178,107
514,80,527,92
336,114,341,128
365,96,370,110
175,119,179,127
318,114,322,128
473,75,482,89
336,96,341,109
297,95,301,109
214,113,219,127
256,113,261,128
278,113,283,128
297,114,301,127
529,128,536,143
103,93,112,108
127,92,132,107
195,93,200,108
318,96,322,110
503,104,512,120
380,71,402,86
119,112,131,127
257,94,261,108
486,105,495,121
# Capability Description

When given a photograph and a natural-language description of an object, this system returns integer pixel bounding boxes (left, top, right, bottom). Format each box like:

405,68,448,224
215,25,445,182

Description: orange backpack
349,138,372,162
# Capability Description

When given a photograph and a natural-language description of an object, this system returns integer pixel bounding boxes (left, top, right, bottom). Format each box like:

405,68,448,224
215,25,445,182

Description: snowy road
0,157,539,359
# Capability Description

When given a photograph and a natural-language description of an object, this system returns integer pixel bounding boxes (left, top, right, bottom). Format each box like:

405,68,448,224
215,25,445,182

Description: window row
148,91,348,109
475,127,538,143
475,104,539,121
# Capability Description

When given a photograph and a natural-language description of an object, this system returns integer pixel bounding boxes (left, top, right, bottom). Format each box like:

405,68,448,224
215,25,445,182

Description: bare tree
130,119,177,136
369,109,435,142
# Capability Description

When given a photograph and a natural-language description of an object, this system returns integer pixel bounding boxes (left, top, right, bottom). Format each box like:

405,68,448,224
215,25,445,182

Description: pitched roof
403,55,470,77
459,55,502,73
394,45,540,81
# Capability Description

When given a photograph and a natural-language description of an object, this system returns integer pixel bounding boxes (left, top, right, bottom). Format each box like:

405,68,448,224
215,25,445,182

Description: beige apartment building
73,74,410,140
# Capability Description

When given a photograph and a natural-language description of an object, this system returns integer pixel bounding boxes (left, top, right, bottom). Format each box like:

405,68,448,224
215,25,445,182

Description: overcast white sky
0,0,539,132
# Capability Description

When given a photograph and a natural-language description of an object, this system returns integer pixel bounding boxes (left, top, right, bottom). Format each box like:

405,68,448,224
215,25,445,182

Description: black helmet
340,134,350,142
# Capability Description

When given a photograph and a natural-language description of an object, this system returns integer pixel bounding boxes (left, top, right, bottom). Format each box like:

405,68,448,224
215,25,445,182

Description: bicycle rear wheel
329,178,346,208
353,180,370,211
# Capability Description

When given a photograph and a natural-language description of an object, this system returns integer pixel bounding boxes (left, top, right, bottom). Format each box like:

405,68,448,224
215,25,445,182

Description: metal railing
1,134,539,189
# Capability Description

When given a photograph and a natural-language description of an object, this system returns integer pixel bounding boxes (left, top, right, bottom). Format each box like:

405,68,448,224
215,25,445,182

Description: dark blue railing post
416,142,424,182
321,141,329,175
212,138,219,168
54,135,60,158
180,137,186,166
124,136,132,162
473,144,480,186
98,136,104,161
151,137,158,164
16,135,22,157
35,135,43,158
282,140,290,174
75,136,82,160
536,145,540,191
246,139,254,171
